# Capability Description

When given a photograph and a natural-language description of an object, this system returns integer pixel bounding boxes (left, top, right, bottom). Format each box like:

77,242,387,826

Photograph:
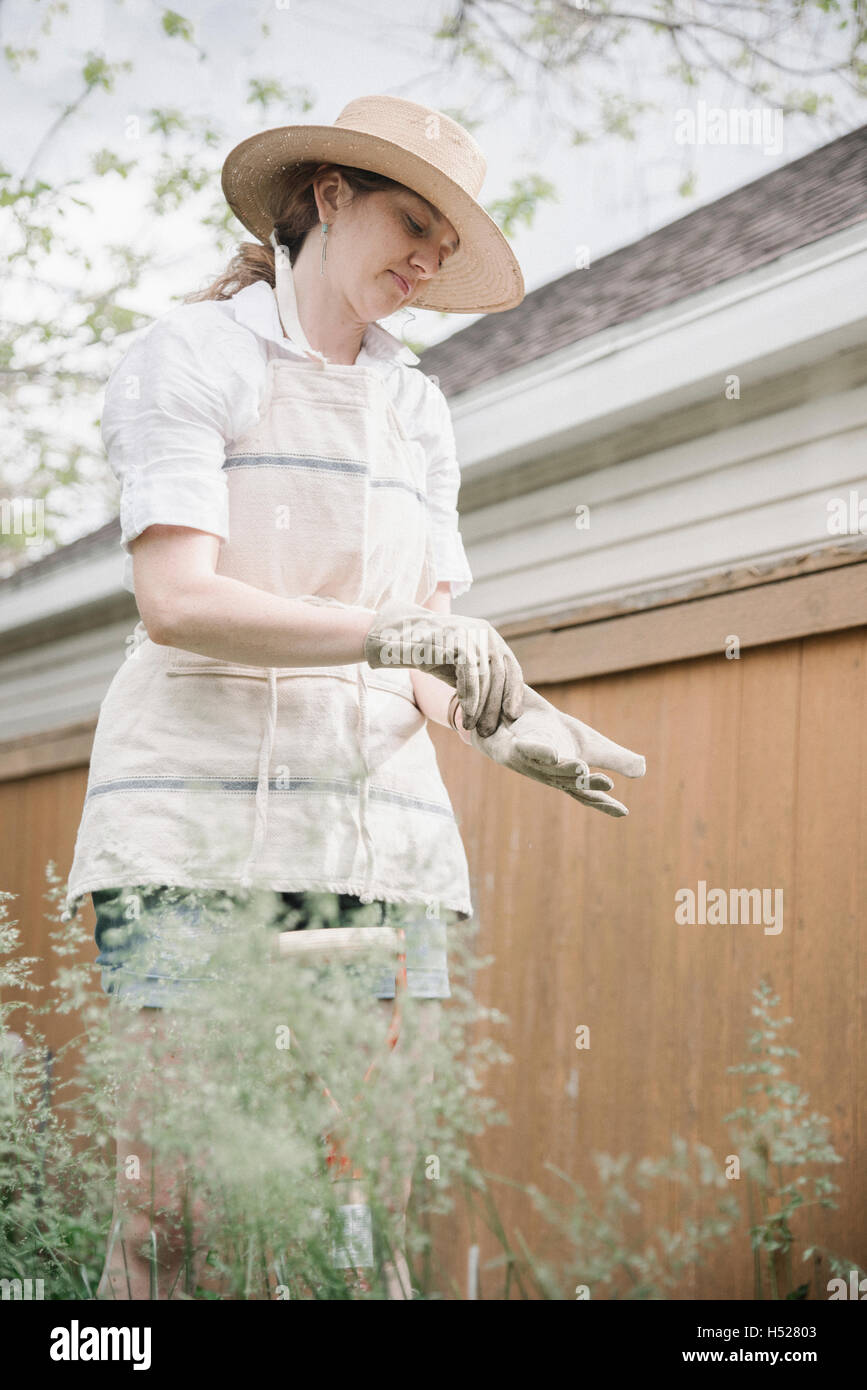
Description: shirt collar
229,280,420,367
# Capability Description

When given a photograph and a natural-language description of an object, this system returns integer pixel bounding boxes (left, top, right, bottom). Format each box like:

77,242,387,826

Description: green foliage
438,0,866,178
0,874,859,1300
81,53,130,93
5,43,40,72
486,174,559,237
0,880,113,1299
0,867,514,1299
452,979,857,1300
1,19,315,571
247,80,316,115
723,979,858,1301
161,12,195,45
0,174,52,209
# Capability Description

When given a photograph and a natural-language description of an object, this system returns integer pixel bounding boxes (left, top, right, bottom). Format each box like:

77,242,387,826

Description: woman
63,95,645,1299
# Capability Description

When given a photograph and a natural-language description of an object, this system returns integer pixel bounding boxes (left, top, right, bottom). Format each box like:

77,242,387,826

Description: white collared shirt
103,279,474,598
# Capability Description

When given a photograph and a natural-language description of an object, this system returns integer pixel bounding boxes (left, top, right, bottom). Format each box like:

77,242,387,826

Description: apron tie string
355,662,377,905
240,666,278,890
238,599,377,901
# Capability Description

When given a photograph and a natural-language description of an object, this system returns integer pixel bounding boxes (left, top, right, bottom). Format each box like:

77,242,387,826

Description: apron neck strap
270,230,330,368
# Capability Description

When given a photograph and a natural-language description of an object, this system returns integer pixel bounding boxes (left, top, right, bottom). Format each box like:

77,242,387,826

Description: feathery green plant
0,873,859,1301
723,979,858,1301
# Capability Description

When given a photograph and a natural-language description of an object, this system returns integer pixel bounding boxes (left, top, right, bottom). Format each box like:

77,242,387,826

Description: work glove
468,683,646,817
363,598,524,739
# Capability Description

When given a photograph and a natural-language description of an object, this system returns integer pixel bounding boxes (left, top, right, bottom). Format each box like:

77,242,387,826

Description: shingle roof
1,517,121,591
418,123,867,397
5,122,865,591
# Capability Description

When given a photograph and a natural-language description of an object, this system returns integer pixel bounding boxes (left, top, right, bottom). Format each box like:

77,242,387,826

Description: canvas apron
62,307,474,924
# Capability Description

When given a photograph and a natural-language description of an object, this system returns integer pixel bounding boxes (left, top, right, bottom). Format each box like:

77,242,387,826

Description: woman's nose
409,248,440,279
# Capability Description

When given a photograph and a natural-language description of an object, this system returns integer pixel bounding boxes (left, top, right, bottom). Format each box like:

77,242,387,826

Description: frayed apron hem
63,876,473,923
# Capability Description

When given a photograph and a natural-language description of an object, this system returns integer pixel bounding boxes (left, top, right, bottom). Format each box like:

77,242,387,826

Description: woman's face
327,182,459,320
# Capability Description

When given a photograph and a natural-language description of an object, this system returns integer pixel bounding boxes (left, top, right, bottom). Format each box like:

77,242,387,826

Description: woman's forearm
154,573,480,728
155,572,377,667
410,668,473,743
410,668,452,727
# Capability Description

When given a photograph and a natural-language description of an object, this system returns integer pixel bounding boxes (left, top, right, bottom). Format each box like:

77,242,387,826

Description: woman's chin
370,291,403,321
385,271,411,303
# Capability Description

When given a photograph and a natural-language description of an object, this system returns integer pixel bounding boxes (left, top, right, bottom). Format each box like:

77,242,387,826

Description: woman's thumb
574,720,646,777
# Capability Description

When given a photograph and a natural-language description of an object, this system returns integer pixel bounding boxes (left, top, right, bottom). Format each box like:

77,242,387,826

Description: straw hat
221,94,525,315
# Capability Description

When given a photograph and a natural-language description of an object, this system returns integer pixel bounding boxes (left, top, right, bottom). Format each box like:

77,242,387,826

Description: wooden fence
1,541,865,1298
428,542,867,1298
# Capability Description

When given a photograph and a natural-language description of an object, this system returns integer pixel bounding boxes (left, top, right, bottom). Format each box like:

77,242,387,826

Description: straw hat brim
221,125,525,315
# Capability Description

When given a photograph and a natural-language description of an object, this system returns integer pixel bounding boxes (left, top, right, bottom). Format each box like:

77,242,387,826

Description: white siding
0,620,132,741
459,383,867,622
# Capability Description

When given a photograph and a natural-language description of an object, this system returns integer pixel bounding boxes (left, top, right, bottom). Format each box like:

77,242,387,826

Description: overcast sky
5,0,863,329
2,0,864,545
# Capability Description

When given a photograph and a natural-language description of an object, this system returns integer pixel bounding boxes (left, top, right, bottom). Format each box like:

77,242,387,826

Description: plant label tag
331,1202,374,1269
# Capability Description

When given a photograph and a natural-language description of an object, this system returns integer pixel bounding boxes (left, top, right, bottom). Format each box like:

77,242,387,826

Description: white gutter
450,220,867,479
0,547,125,637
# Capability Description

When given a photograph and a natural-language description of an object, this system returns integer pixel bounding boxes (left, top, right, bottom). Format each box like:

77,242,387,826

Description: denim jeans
92,886,452,1009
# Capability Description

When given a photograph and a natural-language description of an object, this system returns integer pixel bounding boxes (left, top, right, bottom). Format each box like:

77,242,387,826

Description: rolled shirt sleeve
101,305,264,594
420,377,474,600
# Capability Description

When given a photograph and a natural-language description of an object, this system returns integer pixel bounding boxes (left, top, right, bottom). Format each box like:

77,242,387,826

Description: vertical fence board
792,629,866,1288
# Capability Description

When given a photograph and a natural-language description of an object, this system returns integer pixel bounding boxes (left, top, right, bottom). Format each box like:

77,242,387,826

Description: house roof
418,123,867,396
4,122,866,593
1,517,122,592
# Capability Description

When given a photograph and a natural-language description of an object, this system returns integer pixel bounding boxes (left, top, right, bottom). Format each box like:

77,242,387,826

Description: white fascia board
0,545,125,637
450,221,867,480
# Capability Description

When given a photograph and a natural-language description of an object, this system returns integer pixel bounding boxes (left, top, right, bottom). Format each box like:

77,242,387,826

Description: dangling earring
320,221,328,275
